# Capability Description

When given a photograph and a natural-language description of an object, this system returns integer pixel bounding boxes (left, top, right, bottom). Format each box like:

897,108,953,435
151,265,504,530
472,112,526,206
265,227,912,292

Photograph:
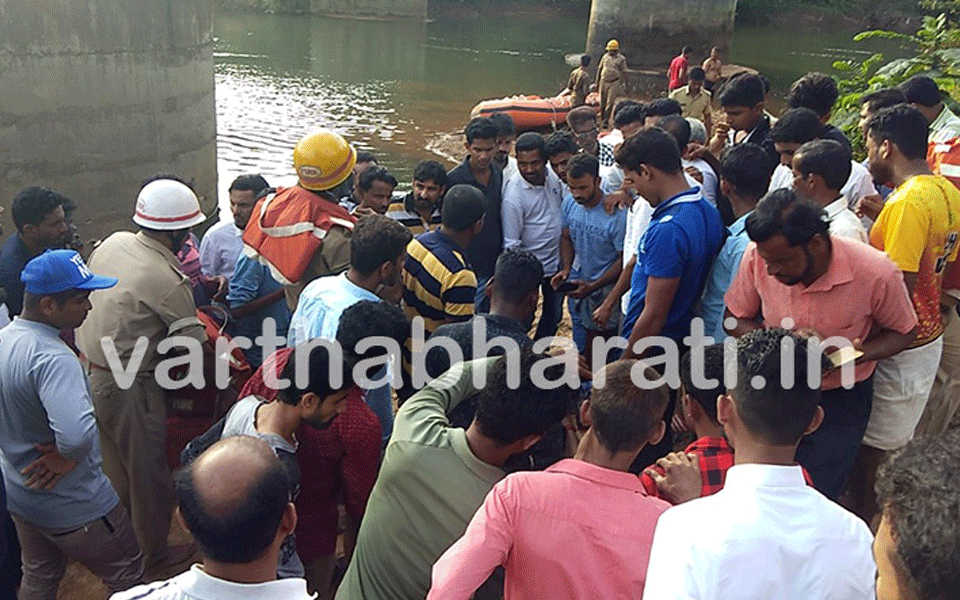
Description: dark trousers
533,278,564,340
796,376,874,501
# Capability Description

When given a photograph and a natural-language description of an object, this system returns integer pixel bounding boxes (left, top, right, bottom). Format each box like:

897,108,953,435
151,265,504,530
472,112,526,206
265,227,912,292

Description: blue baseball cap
21,250,118,295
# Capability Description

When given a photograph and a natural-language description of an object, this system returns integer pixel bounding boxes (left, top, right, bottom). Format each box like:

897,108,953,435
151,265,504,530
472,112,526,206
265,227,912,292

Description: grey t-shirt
220,395,304,579
0,318,118,530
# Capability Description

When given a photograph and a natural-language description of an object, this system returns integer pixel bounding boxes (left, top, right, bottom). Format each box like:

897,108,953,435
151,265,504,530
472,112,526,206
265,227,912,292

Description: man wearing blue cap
0,250,143,599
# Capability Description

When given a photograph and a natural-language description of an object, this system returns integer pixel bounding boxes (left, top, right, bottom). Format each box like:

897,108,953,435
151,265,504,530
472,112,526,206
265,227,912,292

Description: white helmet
133,179,206,230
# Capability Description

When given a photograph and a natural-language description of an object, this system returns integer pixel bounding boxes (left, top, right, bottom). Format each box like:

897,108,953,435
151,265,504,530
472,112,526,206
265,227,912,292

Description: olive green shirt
567,67,591,106
336,357,504,600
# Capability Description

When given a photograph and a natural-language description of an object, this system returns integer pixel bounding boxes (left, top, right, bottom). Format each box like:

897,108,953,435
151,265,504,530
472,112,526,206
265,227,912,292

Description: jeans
796,376,874,501
474,276,491,314
532,278,564,340
567,297,588,355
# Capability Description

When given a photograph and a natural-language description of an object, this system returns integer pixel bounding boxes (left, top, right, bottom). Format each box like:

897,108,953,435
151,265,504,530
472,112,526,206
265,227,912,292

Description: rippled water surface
214,10,900,211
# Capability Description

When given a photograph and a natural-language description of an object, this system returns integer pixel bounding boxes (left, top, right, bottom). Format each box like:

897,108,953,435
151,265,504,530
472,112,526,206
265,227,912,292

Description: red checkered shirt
240,348,382,562
640,436,813,502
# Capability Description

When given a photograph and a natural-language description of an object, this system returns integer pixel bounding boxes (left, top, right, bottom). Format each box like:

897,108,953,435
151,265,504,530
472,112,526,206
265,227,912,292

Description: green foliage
832,12,960,157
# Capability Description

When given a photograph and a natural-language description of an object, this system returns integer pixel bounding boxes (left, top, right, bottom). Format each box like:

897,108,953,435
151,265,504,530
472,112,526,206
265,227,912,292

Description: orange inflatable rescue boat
470,93,599,130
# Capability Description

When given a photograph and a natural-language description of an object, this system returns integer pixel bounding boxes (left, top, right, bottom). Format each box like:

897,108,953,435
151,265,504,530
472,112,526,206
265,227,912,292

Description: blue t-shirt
699,211,752,340
622,188,726,343
226,254,291,368
561,193,627,281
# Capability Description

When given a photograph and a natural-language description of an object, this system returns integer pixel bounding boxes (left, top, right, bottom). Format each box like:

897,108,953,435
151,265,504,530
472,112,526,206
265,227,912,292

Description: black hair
277,343,353,406
543,131,579,158
566,152,600,179
566,105,599,129
229,175,270,196
59,196,76,218
787,73,839,118
441,184,486,231
770,108,825,145
22,289,87,311
514,131,546,158
719,73,765,108
645,98,683,118
356,150,377,165
688,67,706,81
745,188,830,245
876,429,960,600
656,115,692,149
682,45,693,54
464,117,499,144
866,104,931,161
580,54,591,67
488,112,516,138
11,186,69,233
174,436,290,564
357,166,398,192
493,249,543,303
336,300,409,374
900,75,942,108
719,143,773,200
473,350,576,445
732,328,829,445
793,139,852,192
615,127,682,174
349,215,412,276
680,344,726,423
413,160,449,189
860,88,907,114
591,361,669,453
613,103,646,129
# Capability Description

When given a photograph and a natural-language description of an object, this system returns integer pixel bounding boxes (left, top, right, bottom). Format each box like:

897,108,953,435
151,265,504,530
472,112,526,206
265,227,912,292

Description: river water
213,9,896,210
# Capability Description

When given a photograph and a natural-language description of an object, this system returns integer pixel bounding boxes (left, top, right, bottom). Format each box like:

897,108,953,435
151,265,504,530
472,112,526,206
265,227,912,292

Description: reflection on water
214,11,901,214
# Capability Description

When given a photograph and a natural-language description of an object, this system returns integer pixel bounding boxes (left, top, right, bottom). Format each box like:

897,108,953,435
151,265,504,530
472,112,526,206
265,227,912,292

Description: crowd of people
0,46,958,600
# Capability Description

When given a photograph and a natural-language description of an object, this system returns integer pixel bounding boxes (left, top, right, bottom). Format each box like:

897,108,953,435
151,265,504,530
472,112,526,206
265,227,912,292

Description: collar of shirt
337,272,379,301
135,230,183,270
652,186,702,219
686,435,732,453
482,313,530,337
455,156,500,193
804,237,855,293
729,211,752,237
174,564,313,600
449,428,504,484
431,229,469,255
723,463,807,492
931,104,960,132
823,196,850,221
10,316,62,340
547,458,651,494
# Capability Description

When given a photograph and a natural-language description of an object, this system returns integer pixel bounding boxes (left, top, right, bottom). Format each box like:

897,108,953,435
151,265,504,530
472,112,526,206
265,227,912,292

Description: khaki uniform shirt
77,231,206,373
670,86,712,122
284,225,351,311
567,67,591,106
598,53,627,83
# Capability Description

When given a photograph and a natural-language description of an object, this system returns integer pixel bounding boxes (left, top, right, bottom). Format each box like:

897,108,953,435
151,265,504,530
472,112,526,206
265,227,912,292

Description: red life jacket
241,186,356,285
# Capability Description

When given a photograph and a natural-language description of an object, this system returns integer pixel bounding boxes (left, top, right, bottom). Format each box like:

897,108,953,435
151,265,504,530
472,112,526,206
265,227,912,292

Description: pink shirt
725,236,918,390
427,459,669,600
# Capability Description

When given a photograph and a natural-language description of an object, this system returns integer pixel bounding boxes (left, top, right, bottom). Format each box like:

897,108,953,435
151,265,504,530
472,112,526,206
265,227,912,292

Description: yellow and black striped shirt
402,230,477,335
386,193,441,237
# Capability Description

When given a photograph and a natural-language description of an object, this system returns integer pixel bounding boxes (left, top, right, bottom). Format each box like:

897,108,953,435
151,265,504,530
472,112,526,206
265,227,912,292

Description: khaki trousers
916,306,960,435
12,503,143,600
599,79,623,126
89,369,173,568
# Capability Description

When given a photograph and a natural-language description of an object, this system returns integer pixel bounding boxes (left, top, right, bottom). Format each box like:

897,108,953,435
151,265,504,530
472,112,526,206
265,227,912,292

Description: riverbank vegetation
832,2,960,156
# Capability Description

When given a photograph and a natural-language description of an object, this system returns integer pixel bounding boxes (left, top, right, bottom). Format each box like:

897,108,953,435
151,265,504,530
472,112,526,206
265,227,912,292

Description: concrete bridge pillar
0,0,218,239
586,0,738,67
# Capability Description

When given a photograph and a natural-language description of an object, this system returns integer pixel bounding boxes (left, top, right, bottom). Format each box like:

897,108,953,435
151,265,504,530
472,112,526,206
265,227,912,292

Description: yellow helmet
606,39,619,51
293,130,357,191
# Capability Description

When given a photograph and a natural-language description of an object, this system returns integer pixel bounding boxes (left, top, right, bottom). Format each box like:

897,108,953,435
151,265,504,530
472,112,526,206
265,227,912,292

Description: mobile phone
557,281,578,294
827,347,863,368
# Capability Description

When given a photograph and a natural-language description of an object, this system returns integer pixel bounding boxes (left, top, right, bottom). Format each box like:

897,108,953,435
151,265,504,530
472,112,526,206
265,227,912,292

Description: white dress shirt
109,564,315,600
501,168,564,275
198,220,243,280
682,158,719,207
621,199,653,315
643,463,875,600
825,196,869,243
770,160,878,212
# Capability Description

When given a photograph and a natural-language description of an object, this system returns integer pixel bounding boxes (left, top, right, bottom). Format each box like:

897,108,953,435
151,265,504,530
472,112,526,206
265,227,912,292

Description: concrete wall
587,0,738,67
311,0,426,20
0,0,217,240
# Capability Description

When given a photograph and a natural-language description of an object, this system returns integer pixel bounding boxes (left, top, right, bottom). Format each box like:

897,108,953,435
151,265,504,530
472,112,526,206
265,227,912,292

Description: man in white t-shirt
111,436,315,600
791,139,868,242
199,175,270,280
770,108,877,212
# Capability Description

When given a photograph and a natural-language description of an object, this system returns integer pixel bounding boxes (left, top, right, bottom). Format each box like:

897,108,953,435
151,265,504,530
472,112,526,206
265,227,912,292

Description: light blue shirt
699,212,752,340
561,193,627,282
287,273,379,346
227,254,291,368
0,318,118,529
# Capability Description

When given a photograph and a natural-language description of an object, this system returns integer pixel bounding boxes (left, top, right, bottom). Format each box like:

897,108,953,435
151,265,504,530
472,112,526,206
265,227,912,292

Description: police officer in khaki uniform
596,39,628,129
77,178,208,577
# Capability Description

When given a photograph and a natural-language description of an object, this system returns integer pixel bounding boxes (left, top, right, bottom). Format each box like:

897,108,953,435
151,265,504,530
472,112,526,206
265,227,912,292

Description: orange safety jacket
241,186,356,286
